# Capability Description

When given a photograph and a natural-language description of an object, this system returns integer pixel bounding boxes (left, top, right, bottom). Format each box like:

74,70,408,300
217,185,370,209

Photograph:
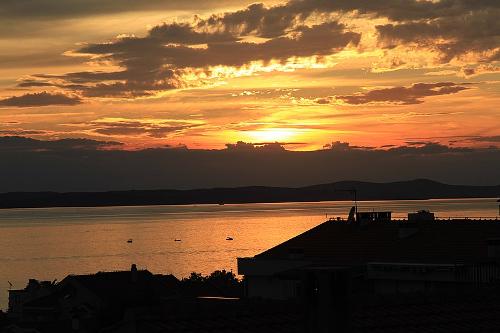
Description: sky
0,0,499,190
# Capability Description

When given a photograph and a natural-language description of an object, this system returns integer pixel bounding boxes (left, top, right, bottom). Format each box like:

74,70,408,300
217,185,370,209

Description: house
8,280,56,320
7,265,179,332
238,209,500,300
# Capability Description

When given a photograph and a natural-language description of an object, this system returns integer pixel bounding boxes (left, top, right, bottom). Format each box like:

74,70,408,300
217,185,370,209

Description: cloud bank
12,0,496,102
0,137,498,191
0,92,82,107
316,82,472,105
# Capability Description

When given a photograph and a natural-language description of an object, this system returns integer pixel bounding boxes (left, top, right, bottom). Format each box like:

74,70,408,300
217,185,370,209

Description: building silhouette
5,210,500,332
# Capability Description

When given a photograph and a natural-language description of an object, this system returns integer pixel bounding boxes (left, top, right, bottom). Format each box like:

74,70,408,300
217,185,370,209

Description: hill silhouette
0,179,498,209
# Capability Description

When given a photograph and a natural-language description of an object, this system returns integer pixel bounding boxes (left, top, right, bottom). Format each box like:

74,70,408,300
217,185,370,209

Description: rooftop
256,218,500,265
64,268,179,303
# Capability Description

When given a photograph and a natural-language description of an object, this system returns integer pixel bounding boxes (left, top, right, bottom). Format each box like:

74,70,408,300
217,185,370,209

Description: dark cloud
33,20,359,98
90,120,202,138
149,22,238,44
459,64,500,77
329,82,470,105
8,0,499,98
447,135,500,144
0,0,260,20
198,0,499,36
198,2,301,38
324,141,351,151
0,137,498,191
0,92,82,107
79,21,359,68
0,129,48,136
3,0,498,23
402,135,500,147
29,69,185,99
323,141,376,151
376,8,500,62
17,80,55,88
472,136,500,143
196,0,499,62
225,141,287,151
388,142,472,154
0,136,122,152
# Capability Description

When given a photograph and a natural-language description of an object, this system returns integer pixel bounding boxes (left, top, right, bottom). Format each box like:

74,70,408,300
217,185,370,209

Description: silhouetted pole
334,188,358,221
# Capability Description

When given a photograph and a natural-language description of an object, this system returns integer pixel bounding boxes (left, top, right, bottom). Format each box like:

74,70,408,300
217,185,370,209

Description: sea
0,198,498,310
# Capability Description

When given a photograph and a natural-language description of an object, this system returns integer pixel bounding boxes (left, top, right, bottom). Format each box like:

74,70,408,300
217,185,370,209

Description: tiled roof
257,219,500,264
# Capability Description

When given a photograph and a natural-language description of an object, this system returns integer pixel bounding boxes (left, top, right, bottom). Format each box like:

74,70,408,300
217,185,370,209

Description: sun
245,128,299,143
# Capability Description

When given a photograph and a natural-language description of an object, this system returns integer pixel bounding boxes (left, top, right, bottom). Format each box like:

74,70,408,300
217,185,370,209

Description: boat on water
127,239,133,243
174,239,181,242
226,237,233,241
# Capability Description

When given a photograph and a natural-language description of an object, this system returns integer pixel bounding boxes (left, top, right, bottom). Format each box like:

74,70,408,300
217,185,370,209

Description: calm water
0,198,498,310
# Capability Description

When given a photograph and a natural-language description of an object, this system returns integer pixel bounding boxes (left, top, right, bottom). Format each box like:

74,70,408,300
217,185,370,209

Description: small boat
174,239,181,242
226,237,233,241
127,239,133,243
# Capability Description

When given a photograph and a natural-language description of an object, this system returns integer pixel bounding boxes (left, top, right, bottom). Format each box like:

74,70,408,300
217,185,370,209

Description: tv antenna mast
334,187,358,221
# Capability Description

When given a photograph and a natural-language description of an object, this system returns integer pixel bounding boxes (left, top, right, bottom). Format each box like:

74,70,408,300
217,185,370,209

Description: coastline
0,179,498,210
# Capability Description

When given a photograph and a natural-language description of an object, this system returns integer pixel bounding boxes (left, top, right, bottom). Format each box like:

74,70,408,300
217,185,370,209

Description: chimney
131,264,138,282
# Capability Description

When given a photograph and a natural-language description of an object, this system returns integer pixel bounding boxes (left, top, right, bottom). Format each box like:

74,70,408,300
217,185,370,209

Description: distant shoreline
0,197,497,212
0,179,498,210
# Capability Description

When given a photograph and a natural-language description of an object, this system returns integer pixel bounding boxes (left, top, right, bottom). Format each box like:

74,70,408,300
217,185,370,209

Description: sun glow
244,128,300,142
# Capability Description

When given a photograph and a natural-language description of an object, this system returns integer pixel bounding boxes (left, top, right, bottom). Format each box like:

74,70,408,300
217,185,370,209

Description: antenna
333,187,358,220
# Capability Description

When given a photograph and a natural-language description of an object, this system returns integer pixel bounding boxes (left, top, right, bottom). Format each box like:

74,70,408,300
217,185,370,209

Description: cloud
19,0,367,99
472,136,500,143
401,135,500,147
0,129,48,136
89,119,203,138
0,92,82,107
4,0,498,23
324,82,471,105
78,20,359,67
459,64,500,77
0,0,262,20
0,136,122,152
17,80,55,88
6,0,499,99
198,0,499,35
376,7,500,62
149,22,239,44
388,142,472,154
323,141,371,151
0,137,498,191
225,141,288,151
45,20,359,98
198,0,500,62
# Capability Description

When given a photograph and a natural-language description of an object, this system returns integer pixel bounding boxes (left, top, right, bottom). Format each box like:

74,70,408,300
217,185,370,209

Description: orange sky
0,0,499,150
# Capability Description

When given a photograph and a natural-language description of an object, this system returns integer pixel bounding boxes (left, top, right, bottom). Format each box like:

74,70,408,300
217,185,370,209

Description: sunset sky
0,0,498,151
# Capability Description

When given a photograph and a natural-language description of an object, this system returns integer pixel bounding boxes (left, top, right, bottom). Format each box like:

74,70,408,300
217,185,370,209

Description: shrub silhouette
180,270,243,297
